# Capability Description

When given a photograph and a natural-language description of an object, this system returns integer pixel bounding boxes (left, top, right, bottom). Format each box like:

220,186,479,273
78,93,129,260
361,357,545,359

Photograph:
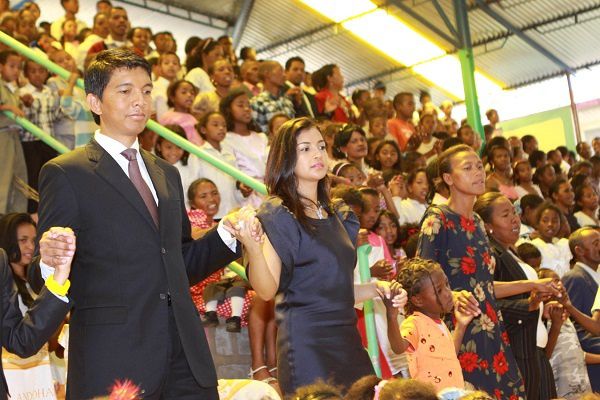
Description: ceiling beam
474,0,575,74
231,0,255,49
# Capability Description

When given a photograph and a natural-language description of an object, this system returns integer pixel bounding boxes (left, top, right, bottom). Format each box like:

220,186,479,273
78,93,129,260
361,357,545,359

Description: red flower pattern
486,301,498,323
460,256,476,274
501,331,510,345
494,389,502,400
479,359,488,370
466,246,475,257
482,251,491,266
493,351,508,376
460,216,476,233
459,352,479,372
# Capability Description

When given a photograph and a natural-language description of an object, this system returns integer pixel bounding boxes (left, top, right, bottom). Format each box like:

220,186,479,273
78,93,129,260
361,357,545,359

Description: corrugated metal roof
153,0,600,104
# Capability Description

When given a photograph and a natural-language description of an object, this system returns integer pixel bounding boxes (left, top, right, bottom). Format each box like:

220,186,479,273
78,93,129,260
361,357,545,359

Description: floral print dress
417,205,526,399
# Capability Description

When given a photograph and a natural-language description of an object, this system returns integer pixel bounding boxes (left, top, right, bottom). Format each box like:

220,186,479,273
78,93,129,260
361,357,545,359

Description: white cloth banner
2,345,56,400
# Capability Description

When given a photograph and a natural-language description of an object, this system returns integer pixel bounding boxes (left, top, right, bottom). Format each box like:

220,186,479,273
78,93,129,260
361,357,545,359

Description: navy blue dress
254,197,374,395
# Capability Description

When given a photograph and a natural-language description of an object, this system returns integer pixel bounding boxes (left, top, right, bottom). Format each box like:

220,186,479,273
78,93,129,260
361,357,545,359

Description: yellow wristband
45,274,70,297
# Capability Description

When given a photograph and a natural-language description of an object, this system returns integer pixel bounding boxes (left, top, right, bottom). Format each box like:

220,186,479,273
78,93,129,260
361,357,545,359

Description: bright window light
298,0,503,99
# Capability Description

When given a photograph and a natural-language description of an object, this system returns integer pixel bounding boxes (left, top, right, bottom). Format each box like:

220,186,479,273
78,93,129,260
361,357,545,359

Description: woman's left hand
532,278,562,298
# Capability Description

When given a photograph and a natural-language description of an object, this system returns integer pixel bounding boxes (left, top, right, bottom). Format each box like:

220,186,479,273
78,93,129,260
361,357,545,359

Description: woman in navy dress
417,145,528,398
237,118,404,395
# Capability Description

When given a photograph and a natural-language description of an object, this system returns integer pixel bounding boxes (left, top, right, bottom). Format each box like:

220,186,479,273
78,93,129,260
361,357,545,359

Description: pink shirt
158,109,203,146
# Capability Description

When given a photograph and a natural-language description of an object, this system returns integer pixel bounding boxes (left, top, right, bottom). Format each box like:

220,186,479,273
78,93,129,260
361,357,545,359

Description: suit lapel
87,140,158,232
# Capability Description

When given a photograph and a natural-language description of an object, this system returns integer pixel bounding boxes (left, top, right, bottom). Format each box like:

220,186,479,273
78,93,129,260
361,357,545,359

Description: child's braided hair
395,257,441,315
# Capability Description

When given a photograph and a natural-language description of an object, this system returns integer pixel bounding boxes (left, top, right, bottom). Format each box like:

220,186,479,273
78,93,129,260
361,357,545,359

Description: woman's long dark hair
0,213,36,307
265,117,330,232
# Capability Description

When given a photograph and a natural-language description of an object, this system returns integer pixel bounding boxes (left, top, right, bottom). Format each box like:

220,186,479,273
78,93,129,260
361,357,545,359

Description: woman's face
515,162,532,184
293,127,328,185
376,143,399,170
157,140,184,165
211,59,233,88
554,182,575,208
341,131,368,161
578,185,598,211
230,94,252,125
492,148,511,172
376,214,399,247
540,166,556,186
537,208,560,241
171,82,195,111
488,197,521,247
16,223,36,266
192,181,221,218
443,151,485,197
408,171,429,204
203,45,224,69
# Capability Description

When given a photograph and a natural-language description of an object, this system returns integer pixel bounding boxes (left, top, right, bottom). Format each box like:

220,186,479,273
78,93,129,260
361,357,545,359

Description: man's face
577,229,600,266
63,0,79,14
109,8,128,38
285,60,305,86
87,67,153,141
154,33,174,54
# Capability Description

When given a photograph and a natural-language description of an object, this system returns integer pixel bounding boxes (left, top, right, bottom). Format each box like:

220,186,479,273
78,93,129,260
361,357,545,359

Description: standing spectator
158,79,202,145
284,56,317,118
0,50,28,214
86,7,130,61
19,60,61,213
550,178,580,232
151,51,181,119
576,141,592,161
150,31,175,59
60,19,80,61
76,12,110,69
185,38,223,95
128,27,152,58
250,61,295,134
485,108,502,137
521,134,539,159
96,0,112,14
192,59,234,119
239,46,256,62
562,227,600,391
387,92,416,151
240,60,260,98
217,35,237,66
51,0,87,43
486,145,519,201
313,64,353,123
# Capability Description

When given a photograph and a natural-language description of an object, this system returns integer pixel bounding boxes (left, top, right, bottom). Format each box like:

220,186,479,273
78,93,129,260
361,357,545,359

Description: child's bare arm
453,307,474,354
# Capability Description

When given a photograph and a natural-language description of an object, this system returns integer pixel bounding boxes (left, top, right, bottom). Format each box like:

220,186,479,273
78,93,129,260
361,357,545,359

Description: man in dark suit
0,248,70,399
32,48,259,399
563,227,600,391
284,56,318,119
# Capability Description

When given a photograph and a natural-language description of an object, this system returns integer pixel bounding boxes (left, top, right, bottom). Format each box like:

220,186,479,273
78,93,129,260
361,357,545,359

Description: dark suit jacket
32,140,241,398
283,82,318,118
0,249,70,400
489,238,539,360
562,262,600,390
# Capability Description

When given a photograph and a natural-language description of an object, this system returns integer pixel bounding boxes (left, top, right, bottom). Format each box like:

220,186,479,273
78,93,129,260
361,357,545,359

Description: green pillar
454,0,484,141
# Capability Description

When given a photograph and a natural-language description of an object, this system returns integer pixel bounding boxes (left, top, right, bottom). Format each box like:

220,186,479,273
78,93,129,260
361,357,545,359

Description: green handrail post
227,261,247,281
2,111,70,154
357,244,382,377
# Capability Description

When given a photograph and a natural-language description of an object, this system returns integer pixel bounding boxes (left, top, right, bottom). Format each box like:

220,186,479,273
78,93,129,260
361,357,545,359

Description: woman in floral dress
417,145,526,398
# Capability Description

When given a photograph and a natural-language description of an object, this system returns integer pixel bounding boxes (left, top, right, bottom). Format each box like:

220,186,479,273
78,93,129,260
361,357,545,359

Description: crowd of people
0,0,598,399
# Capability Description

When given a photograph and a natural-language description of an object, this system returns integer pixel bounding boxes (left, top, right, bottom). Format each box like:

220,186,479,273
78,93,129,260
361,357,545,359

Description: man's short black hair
84,48,151,124
284,56,304,71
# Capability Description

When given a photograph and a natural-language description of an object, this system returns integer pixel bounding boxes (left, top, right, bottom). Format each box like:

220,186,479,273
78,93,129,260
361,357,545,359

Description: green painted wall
500,106,576,151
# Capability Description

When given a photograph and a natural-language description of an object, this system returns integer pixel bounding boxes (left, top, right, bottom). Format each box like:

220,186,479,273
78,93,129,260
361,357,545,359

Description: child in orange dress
384,257,473,391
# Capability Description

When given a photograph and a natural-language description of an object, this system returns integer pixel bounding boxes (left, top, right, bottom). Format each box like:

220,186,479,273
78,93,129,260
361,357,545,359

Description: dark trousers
21,140,57,213
146,307,218,400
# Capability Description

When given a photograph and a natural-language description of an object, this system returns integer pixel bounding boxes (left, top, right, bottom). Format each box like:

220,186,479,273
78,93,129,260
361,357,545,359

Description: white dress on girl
515,184,543,199
222,131,268,208
525,237,572,278
191,142,244,219
173,159,199,199
393,197,428,226
574,211,599,227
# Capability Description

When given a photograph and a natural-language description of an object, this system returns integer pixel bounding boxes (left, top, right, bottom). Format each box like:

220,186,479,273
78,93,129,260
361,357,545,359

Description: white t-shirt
526,237,572,278
394,197,428,226
574,211,599,228
185,67,215,94
515,184,543,199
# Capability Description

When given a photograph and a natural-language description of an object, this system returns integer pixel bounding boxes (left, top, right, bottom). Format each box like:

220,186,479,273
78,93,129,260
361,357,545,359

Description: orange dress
401,311,465,390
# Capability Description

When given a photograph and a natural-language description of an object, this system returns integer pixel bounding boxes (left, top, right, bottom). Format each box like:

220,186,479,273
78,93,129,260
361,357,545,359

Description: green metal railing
357,244,382,377
0,31,267,195
2,110,70,154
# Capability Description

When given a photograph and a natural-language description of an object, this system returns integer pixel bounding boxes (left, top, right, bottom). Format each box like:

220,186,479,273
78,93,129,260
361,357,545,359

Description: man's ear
87,93,102,117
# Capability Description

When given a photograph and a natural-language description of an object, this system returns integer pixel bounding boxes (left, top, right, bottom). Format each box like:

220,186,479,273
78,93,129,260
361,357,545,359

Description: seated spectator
518,194,544,238
332,124,370,175
533,164,556,198
51,0,87,43
240,60,260,98
266,113,289,144
486,145,519,201
250,60,295,133
372,140,402,174
151,51,181,119
158,79,202,145
313,64,353,123
574,183,599,227
387,92,415,151
154,124,196,195
59,19,79,61
514,159,543,198
395,168,429,226
185,38,223,94
195,111,243,219
76,12,109,69
192,59,234,119
522,134,539,159
86,6,130,62
128,26,152,58
550,178,580,232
